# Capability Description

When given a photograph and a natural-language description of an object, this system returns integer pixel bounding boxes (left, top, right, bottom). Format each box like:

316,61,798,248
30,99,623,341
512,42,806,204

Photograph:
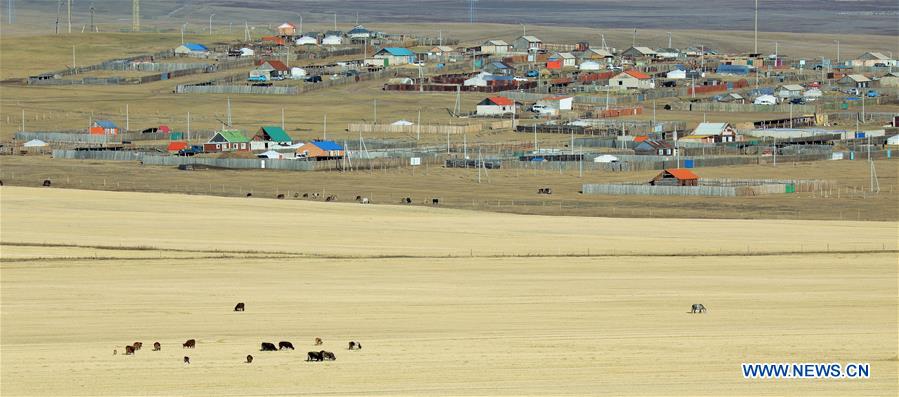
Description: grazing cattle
691,304,707,313
402,197,412,204
314,337,323,346
432,198,439,205
0,180,4,186
132,342,143,351
183,339,196,348
306,351,323,361
293,193,300,198
42,179,51,187
278,341,294,350
321,351,336,361
184,356,190,365
153,342,161,351
125,346,135,355
302,193,309,198
348,341,362,350
325,195,337,202
355,195,362,201
537,187,553,195
260,342,278,351
234,302,245,312
358,197,370,204
246,193,253,197
276,194,285,199
246,355,253,364
113,349,117,355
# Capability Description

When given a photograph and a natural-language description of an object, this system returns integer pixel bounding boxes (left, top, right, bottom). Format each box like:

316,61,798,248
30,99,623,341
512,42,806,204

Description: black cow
246,355,254,364
153,342,161,351
279,341,294,350
183,339,196,348
42,179,51,187
432,198,439,205
125,345,135,355
691,304,707,313
276,194,285,199
246,193,253,197
261,342,278,351
184,356,190,365
306,351,323,361
234,302,245,312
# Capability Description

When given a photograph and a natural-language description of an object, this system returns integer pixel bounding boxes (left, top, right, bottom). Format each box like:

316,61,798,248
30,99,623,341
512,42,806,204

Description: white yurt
391,120,414,126
290,67,307,78
593,154,620,163
753,95,777,105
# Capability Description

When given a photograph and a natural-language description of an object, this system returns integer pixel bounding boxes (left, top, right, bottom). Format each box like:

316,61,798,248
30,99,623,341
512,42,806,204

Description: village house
634,139,674,156
347,25,372,40
481,40,511,55
513,35,544,52
717,92,745,103
776,84,805,99
250,126,293,150
174,43,209,56
850,52,896,67
549,52,577,68
89,120,119,135
655,47,681,59
838,74,872,89
322,31,343,45
370,47,416,66
880,72,899,88
579,61,602,71
295,32,320,45
610,70,654,89
429,46,458,59
476,97,516,116
681,122,741,143
296,140,345,160
578,48,614,62
277,22,297,36
483,61,515,76
464,72,513,87
649,169,699,186
261,36,286,46
204,130,250,153
255,60,290,79
620,46,658,60
535,96,574,115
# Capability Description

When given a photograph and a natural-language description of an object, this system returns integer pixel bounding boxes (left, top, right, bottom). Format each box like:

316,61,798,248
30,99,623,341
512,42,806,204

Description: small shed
650,168,699,186
23,139,48,147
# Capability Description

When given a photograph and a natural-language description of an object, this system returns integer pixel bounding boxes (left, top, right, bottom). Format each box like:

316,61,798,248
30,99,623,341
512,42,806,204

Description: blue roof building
94,120,118,129
312,140,344,151
716,64,751,75
176,43,209,54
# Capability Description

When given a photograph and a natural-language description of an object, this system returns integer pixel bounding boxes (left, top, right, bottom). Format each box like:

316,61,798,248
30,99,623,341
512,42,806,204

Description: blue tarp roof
484,75,514,81
313,140,344,151
716,64,751,74
94,120,117,128
379,47,414,56
183,43,209,52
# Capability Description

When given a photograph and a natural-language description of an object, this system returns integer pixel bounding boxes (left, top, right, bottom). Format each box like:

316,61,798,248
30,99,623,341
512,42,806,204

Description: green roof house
251,126,293,150
204,130,250,152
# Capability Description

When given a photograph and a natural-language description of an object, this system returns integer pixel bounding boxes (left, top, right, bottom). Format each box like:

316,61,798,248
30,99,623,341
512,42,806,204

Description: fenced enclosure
176,70,389,95
669,101,816,113
348,120,512,135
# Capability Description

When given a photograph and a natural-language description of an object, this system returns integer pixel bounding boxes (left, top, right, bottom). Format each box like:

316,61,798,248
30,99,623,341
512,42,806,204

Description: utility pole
323,113,327,140
56,1,62,34
667,32,672,48
89,2,95,33
754,0,758,54
209,13,215,35
187,112,191,141
632,28,636,47
126,104,129,132
835,40,840,63
226,97,232,127
281,108,285,130
417,108,421,140
132,0,140,32
333,12,337,30
7,0,14,24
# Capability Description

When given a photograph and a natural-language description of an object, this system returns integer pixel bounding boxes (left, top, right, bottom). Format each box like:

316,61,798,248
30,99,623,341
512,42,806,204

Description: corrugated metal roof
183,43,209,52
215,130,249,143
622,70,651,79
483,97,514,106
94,120,117,129
261,126,291,142
664,168,699,180
693,123,728,136
379,47,414,56
313,140,343,151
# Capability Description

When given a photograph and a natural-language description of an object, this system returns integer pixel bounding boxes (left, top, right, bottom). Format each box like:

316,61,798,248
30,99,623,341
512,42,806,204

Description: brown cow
125,346,135,355
153,342,161,351
183,339,196,348
321,351,336,361
314,337,323,346
132,342,143,351
246,355,254,364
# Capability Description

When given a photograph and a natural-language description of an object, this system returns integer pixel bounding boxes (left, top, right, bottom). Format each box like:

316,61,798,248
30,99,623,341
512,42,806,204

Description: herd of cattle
115,302,363,365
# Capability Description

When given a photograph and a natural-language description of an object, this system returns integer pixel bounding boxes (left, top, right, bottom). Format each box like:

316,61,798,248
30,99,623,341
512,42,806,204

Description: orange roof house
649,168,699,186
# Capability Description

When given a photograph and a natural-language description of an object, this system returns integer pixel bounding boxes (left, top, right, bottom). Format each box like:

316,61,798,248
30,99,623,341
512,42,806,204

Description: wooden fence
670,101,817,113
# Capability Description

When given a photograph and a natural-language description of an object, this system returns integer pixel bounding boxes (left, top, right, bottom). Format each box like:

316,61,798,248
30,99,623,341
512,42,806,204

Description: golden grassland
1,156,897,222
0,186,896,396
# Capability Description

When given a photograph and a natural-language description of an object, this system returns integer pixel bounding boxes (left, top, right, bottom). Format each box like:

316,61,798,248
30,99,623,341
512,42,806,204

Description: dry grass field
1,187,897,396
1,156,897,222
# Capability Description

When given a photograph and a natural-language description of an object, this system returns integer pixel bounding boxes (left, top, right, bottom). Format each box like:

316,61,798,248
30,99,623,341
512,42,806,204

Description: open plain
1,187,897,396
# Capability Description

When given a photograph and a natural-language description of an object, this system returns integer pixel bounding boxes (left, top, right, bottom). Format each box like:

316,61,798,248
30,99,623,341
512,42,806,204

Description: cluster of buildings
196,126,345,160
